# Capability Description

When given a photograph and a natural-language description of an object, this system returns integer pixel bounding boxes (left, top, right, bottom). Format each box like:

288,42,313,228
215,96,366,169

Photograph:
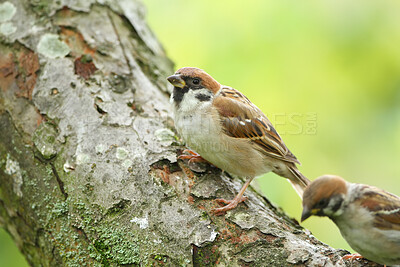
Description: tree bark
0,1,380,266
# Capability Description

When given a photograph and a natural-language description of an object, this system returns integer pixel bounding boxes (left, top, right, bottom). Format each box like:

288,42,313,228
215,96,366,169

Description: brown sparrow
301,175,400,266
167,67,310,215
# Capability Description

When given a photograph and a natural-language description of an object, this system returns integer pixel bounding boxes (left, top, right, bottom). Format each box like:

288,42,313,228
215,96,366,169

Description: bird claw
342,253,364,261
212,196,248,215
178,149,207,164
215,196,248,205
181,149,199,156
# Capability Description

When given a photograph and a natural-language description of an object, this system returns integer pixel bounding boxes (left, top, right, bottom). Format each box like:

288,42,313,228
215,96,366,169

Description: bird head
301,175,348,222
167,67,221,106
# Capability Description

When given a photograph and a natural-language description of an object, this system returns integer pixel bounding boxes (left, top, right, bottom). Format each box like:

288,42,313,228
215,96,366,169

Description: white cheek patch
324,196,345,217
331,208,344,217
178,89,213,113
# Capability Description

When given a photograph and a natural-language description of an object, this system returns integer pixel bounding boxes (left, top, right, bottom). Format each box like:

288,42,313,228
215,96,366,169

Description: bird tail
287,166,310,199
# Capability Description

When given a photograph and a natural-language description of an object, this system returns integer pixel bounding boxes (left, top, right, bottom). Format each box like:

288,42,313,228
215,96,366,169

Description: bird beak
301,207,318,222
167,74,186,88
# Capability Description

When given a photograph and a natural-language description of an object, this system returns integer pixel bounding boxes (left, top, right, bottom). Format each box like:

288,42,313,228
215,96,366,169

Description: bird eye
317,198,328,207
192,78,200,85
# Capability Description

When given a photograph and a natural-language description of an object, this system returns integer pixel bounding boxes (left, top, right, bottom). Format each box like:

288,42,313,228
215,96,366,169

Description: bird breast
334,202,400,265
173,97,273,178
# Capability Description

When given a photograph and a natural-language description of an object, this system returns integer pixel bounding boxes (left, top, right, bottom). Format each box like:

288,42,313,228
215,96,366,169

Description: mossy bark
0,1,381,266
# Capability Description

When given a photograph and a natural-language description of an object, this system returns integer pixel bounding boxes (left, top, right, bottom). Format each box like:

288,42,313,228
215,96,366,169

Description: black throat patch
172,86,189,105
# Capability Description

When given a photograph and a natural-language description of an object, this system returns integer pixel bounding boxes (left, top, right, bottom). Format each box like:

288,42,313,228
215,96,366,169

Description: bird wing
357,186,400,231
213,86,300,164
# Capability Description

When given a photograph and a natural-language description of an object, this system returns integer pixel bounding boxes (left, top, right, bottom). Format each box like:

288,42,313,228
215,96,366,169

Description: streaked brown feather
356,186,400,230
214,86,300,164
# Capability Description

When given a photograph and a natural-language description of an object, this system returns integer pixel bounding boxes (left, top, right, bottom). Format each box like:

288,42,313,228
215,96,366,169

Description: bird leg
178,149,208,164
212,177,253,215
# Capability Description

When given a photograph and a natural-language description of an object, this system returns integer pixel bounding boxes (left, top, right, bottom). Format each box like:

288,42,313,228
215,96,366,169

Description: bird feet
342,253,364,262
178,149,208,164
212,196,248,215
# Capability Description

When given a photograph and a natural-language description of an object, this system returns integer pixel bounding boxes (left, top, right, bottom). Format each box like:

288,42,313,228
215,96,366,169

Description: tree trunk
0,1,380,266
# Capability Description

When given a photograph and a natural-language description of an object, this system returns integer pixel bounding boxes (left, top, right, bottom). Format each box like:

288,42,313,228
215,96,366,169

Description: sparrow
301,175,400,266
167,67,310,215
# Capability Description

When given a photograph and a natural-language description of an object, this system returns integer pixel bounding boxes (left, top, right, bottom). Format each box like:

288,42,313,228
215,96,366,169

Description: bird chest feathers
174,99,223,154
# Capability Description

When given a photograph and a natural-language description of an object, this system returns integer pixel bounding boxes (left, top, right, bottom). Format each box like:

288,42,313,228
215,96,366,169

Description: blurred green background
1,0,399,265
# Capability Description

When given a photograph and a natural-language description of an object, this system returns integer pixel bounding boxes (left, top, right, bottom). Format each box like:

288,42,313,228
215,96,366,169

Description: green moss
51,198,144,265
200,211,209,221
152,254,169,265
90,225,141,265
44,212,99,266
192,244,220,267
51,201,68,217
92,240,111,266
45,164,53,176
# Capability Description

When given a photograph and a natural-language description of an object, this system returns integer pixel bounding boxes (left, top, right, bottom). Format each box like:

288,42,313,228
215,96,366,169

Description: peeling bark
0,1,382,266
